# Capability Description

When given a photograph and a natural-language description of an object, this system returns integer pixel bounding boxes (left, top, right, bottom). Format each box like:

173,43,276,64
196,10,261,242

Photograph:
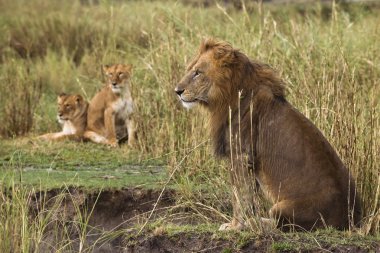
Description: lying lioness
175,39,361,231
38,93,88,141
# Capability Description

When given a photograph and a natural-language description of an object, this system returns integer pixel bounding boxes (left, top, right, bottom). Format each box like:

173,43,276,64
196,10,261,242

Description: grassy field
1,138,167,189
0,0,379,251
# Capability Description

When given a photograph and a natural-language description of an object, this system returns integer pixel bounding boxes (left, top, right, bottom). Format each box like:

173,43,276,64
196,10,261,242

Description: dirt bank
30,187,174,252
29,188,379,253
125,233,379,253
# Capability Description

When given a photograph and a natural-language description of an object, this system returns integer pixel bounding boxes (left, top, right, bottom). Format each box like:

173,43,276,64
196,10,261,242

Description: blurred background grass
0,0,378,235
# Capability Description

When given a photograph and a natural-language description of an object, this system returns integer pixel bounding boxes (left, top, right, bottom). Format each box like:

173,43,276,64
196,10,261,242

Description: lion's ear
214,47,228,60
201,38,217,52
213,41,233,57
215,47,238,67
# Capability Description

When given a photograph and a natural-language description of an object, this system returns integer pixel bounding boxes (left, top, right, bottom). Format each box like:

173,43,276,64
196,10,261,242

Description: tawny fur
38,94,88,141
175,38,361,231
84,64,136,147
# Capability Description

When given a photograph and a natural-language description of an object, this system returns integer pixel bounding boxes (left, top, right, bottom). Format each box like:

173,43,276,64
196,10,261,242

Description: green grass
0,139,167,189
272,241,295,252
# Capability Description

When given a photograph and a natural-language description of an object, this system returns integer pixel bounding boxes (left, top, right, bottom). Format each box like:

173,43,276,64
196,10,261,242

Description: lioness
84,64,136,147
175,39,361,231
38,93,88,141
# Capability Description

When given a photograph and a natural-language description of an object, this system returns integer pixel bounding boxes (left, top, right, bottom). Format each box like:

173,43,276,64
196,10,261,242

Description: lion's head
103,64,133,94
176,39,286,156
175,39,285,111
175,39,238,109
57,93,87,124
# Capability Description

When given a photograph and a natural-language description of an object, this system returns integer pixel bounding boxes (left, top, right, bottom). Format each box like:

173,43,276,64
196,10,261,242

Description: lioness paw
37,133,54,141
37,134,48,141
107,140,118,148
127,137,137,147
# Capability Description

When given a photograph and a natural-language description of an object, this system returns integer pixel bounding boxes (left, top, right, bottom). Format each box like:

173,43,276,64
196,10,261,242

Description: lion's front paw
219,220,244,231
219,223,233,231
260,217,276,231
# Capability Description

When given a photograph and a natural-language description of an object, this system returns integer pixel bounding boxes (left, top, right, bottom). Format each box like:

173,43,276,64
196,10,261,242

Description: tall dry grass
0,182,103,252
0,0,378,245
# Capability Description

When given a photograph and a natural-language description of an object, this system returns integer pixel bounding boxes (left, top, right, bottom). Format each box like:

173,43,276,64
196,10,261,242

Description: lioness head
175,39,242,109
103,64,133,94
57,93,86,124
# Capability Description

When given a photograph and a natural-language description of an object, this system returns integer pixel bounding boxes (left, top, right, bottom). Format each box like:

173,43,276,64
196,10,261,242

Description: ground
1,139,379,252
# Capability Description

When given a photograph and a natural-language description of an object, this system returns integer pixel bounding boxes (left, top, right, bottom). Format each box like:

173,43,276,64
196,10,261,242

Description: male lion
84,64,137,147
175,39,361,231
38,93,88,141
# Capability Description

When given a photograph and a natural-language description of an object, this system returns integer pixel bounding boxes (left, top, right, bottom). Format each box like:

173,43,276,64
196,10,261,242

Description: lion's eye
193,70,201,79
118,72,124,77
108,73,113,77
65,104,70,108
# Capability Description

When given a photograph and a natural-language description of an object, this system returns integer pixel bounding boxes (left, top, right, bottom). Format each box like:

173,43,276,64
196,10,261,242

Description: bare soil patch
125,232,379,253
31,187,174,252
29,188,379,253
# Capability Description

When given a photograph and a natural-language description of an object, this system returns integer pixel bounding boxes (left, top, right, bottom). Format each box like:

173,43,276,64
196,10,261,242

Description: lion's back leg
38,132,71,141
269,198,332,231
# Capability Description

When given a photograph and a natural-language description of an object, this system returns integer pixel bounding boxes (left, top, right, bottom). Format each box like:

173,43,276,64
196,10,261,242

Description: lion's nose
112,82,117,86
175,88,184,96
58,112,63,117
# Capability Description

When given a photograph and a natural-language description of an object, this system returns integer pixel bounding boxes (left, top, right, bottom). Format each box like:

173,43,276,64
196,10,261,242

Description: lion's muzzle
174,87,184,96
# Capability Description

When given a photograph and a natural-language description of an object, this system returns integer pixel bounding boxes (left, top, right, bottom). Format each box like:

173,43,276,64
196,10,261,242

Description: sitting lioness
175,39,361,231
84,64,136,147
38,93,88,141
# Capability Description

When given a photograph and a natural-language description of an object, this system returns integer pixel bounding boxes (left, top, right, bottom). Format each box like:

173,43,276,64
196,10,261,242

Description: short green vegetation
0,139,167,189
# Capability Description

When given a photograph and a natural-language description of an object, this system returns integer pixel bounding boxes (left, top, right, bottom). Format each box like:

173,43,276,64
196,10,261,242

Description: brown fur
175,38,361,231
84,64,137,147
38,93,88,141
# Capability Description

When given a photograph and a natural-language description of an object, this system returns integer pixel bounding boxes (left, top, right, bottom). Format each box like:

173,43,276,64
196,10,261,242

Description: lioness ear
102,64,110,73
75,95,83,104
57,93,66,103
125,64,133,74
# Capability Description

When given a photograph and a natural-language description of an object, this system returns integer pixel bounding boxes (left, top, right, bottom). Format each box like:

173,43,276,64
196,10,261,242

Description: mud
29,188,380,253
125,232,379,253
125,233,269,253
30,187,175,253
